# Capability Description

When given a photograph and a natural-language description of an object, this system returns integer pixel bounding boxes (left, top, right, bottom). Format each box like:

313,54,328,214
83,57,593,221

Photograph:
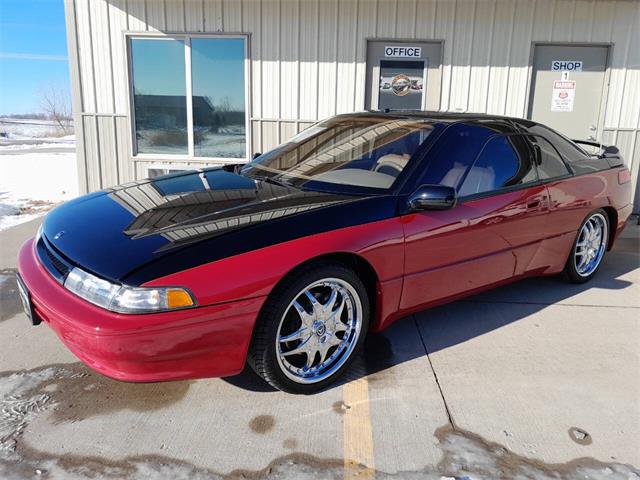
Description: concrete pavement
0,217,638,479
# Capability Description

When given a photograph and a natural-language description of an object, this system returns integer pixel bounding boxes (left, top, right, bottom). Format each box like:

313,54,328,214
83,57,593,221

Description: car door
520,130,585,274
399,126,549,312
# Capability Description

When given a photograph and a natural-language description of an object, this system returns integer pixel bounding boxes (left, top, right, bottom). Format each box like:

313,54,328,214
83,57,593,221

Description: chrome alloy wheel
574,213,608,277
275,278,362,384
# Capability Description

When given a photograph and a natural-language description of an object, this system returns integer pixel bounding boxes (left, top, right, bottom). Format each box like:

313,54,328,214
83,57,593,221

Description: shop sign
551,60,582,71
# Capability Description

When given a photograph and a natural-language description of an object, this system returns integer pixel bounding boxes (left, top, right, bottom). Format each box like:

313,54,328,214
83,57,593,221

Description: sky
0,0,70,115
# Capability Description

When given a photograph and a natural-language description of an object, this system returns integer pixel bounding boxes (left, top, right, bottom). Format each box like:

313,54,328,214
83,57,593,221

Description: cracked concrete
0,218,638,479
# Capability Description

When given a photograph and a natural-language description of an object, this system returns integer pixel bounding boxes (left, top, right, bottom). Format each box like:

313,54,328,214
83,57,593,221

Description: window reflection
131,39,188,155
191,38,246,158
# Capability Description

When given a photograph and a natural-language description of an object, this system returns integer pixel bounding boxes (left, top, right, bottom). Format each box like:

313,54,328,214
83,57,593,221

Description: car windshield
241,116,437,194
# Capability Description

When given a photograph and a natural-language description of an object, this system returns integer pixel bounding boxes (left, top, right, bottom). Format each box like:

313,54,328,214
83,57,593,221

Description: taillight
618,168,631,184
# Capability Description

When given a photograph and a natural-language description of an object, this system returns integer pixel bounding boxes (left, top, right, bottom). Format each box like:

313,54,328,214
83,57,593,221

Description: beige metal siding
66,0,640,212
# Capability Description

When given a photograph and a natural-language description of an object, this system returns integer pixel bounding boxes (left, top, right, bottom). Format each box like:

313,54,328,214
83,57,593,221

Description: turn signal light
167,289,195,309
618,168,631,184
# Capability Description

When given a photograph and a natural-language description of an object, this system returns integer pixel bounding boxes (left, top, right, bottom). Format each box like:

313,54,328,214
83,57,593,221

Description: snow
1,365,638,479
0,119,78,231
0,118,73,141
0,135,75,151
135,127,245,158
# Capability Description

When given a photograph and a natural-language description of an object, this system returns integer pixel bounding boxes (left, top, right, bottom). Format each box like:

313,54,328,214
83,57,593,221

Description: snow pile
0,149,78,231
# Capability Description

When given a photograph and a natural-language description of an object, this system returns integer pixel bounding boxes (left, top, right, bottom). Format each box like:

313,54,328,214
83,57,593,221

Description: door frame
364,38,444,112
524,42,612,142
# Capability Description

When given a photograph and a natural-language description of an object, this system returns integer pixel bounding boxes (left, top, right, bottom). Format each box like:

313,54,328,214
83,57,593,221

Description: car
17,112,633,394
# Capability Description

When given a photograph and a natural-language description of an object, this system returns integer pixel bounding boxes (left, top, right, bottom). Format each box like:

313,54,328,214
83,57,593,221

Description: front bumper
18,238,265,382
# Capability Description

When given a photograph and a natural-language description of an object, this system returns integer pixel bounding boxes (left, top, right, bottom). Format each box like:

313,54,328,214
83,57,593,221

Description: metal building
63,0,640,211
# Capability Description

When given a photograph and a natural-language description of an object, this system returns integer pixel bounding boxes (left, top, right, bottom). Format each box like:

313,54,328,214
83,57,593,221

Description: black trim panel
123,195,398,285
36,235,73,284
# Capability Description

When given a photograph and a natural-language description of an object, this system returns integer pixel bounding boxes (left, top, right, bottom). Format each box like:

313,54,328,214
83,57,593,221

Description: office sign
551,60,583,72
384,46,421,58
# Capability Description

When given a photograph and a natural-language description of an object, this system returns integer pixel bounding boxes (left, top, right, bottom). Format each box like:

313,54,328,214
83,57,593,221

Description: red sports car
17,112,633,393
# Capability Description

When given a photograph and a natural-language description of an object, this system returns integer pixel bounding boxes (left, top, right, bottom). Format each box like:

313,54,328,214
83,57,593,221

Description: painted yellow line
343,376,375,479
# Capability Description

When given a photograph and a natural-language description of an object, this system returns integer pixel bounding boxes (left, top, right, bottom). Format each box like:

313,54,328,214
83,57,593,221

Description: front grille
37,235,73,283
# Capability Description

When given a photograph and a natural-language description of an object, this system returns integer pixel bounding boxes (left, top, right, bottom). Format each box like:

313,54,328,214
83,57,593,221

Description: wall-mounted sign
384,46,421,58
390,74,412,96
551,80,576,112
551,60,583,71
378,59,425,110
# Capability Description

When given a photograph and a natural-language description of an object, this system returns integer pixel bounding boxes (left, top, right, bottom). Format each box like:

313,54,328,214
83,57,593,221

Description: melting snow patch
1,367,638,480
0,368,61,460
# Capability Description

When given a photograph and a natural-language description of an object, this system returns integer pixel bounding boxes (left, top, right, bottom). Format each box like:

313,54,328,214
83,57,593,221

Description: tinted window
242,117,436,191
459,135,537,197
528,135,571,179
527,124,588,163
417,123,495,188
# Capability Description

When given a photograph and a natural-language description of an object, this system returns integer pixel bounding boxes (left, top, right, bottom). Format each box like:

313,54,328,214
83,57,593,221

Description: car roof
343,109,538,126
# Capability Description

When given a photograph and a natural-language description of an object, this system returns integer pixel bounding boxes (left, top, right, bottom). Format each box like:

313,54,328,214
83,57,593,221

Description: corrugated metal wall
65,0,640,211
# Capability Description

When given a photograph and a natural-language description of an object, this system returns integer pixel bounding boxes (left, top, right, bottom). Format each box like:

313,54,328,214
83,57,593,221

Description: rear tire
248,263,369,394
565,209,609,284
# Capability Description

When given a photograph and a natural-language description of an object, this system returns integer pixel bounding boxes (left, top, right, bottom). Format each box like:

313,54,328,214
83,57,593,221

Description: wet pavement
0,218,638,479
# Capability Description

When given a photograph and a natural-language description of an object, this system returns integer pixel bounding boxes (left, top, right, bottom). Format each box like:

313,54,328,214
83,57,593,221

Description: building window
131,39,188,155
128,35,248,161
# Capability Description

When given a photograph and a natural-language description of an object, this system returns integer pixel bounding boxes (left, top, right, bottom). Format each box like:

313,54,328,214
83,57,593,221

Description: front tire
565,209,609,283
248,263,370,394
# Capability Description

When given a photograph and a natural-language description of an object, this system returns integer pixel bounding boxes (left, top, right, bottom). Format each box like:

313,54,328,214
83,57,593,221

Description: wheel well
602,206,618,250
279,252,379,320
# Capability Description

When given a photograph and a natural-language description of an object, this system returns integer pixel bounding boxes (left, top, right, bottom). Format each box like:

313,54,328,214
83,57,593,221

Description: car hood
41,168,358,283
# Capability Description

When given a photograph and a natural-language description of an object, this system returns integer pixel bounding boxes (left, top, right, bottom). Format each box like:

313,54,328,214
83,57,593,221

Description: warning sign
551,80,576,112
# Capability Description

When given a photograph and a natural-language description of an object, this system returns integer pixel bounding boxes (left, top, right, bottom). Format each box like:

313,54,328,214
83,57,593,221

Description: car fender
143,217,406,330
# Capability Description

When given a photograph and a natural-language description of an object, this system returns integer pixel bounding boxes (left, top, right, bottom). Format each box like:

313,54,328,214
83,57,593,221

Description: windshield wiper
248,174,291,188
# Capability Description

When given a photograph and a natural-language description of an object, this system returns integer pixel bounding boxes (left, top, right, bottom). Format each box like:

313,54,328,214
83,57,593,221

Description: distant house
64,0,639,212
133,95,242,130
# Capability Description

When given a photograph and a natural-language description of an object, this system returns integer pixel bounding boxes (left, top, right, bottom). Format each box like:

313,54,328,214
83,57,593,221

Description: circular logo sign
390,74,412,97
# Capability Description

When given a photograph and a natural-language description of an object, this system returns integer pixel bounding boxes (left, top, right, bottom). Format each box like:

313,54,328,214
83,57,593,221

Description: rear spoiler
572,139,624,167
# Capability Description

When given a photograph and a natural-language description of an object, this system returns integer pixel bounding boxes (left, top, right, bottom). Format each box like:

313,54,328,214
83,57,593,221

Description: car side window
416,123,495,189
458,135,538,197
527,135,571,179
527,124,588,163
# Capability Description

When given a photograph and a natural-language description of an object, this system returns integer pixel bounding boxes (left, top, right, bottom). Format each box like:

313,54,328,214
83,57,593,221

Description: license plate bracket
16,273,41,326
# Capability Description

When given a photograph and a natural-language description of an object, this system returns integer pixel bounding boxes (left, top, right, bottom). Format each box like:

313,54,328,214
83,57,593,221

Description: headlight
63,267,196,314
35,224,43,243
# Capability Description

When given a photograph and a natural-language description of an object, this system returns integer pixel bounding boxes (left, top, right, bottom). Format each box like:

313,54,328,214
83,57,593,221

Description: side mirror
252,152,262,160
408,184,457,211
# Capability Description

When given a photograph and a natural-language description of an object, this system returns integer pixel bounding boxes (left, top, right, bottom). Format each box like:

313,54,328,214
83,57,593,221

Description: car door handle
526,196,547,210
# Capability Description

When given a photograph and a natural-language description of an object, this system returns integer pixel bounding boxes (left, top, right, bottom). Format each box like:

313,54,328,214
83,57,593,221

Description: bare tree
39,85,72,135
